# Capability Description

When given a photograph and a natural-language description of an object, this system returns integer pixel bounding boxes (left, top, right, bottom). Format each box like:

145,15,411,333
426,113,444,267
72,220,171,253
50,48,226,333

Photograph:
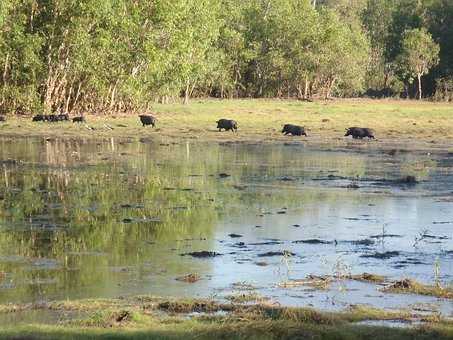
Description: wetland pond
0,137,452,316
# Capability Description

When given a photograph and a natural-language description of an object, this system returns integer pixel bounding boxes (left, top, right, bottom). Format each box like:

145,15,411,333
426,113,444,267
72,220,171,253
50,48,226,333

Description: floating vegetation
180,251,222,258
292,239,333,245
225,292,268,304
360,251,400,259
257,251,295,257
175,274,201,283
278,275,332,290
382,279,453,299
348,273,386,283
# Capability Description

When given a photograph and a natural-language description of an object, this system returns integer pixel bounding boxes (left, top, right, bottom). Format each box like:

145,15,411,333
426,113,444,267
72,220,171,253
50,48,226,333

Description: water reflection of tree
0,139,430,303
0,140,222,302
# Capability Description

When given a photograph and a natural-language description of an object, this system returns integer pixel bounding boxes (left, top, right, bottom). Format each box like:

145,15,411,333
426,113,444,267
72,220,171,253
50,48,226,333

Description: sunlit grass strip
0,99,453,149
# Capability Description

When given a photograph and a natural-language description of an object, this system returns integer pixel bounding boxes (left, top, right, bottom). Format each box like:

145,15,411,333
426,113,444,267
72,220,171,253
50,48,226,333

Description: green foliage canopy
396,28,439,99
0,0,453,113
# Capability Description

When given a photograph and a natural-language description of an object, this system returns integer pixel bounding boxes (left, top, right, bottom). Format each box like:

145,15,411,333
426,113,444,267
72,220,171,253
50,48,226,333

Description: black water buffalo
345,127,375,139
282,124,307,136
57,114,69,121
32,114,69,122
139,114,156,127
217,119,237,132
46,114,58,122
72,116,86,123
32,114,46,122
45,114,69,122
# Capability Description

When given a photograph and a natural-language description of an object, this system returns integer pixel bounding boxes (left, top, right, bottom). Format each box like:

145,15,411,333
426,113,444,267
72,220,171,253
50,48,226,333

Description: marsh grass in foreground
0,296,452,340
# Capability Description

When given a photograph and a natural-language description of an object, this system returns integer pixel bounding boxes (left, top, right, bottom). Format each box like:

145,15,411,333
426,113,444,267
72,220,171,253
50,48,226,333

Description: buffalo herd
32,114,69,122
23,112,375,140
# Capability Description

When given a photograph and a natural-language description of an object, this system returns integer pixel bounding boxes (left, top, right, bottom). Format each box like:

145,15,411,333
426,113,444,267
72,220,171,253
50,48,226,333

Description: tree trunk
325,78,336,99
417,73,422,100
2,53,9,84
383,71,388,90
444,82,449,102
183,82,190,105
73,82,82,112
65,85,73,113
304,77,309,99
110,82,117,110
296,85,303,99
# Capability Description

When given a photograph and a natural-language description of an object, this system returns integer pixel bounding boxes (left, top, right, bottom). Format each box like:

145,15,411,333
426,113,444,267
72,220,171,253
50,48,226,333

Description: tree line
0,0,451,115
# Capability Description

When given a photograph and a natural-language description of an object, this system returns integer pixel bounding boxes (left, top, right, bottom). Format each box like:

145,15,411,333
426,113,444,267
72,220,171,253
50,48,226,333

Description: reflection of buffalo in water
139,115,156,127
282,124,307,136
345,127,375,139
217,119,237,132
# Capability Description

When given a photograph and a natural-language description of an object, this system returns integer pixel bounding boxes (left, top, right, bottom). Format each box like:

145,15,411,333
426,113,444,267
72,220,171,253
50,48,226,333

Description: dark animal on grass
46,114,58,122
139,115,156,127
345,127,375,139
38,114,68,122
282,124,307,136
72,116,86,123
57,114,69,121
0,116,6,122
32,114,46,122
217,119,237,132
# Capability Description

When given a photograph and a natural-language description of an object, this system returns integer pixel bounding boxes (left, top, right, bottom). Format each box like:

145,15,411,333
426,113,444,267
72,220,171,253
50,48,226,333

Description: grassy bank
0,296,452,340
0,99,452,151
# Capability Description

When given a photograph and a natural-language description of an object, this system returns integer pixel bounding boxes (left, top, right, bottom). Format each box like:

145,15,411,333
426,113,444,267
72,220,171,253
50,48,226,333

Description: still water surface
0,137,451,313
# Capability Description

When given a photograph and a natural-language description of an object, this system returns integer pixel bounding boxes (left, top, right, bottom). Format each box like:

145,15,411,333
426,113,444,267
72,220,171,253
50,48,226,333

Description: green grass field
1,99,452,149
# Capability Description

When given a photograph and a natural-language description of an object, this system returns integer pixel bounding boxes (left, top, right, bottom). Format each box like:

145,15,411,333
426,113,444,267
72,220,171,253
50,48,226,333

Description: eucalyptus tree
362,0,397,92
0,0,43,113
146,0,222,104
396,28,439,99
312,8,370,98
